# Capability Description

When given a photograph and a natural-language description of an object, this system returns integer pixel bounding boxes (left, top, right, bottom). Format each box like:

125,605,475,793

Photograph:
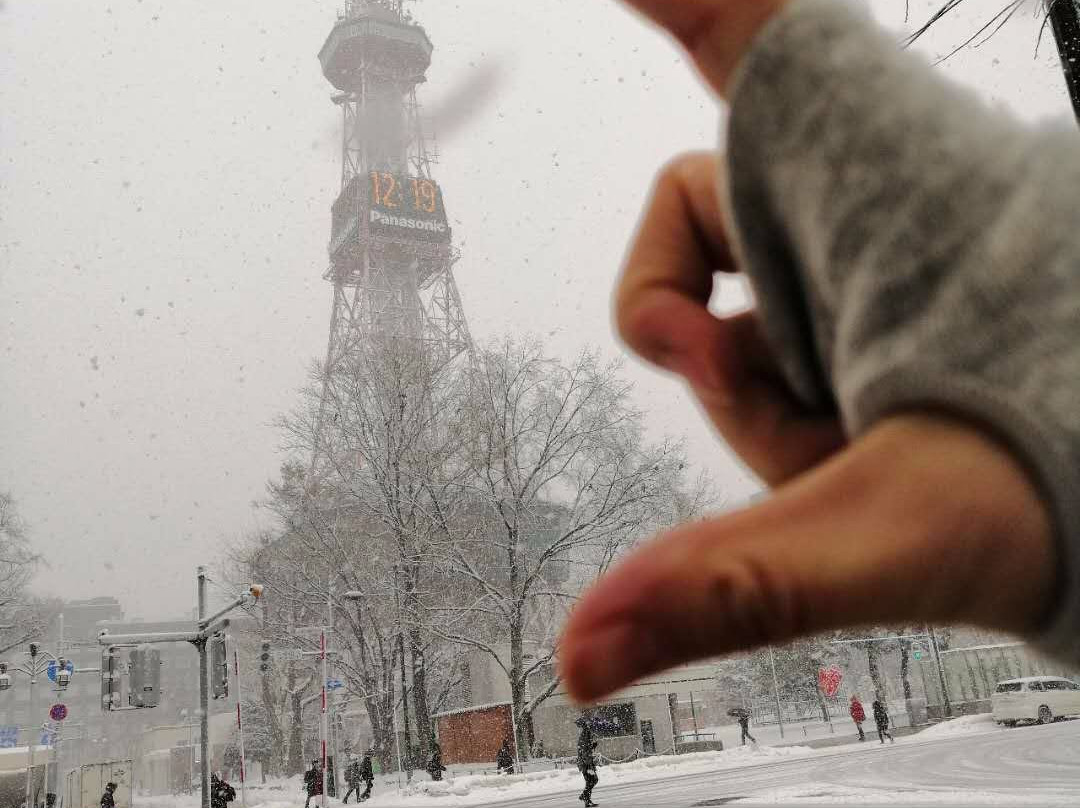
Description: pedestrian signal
128,646,162,708
211,633,229,699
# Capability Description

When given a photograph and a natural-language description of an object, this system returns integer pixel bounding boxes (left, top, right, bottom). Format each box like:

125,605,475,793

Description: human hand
557,19,1058,698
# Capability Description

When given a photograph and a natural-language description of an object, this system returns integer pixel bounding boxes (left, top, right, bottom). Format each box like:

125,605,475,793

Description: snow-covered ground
133,717,1079,807
730,785,1072,805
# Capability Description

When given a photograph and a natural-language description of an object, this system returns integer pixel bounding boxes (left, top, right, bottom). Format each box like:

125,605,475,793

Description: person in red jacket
849,695,866,742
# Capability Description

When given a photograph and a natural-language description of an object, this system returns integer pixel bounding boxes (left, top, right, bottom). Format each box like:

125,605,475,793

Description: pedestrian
558,0,1077,710
872,700,894,744
425,740,447,782
210,773,236,808
100,782,117,808
849,695,866,742
495,737,515,775
343,755,362,804
728,707,756,746
575,719,599,807
358,750,375,802
303,759,323,808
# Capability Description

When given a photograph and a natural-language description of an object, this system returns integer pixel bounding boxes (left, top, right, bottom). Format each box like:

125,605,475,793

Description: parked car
991,676,1080,726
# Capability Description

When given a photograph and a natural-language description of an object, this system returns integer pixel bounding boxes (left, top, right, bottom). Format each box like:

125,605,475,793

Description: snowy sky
0,0,1072,619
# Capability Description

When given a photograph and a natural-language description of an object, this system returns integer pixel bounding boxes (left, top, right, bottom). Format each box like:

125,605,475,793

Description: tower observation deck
318,0,471,375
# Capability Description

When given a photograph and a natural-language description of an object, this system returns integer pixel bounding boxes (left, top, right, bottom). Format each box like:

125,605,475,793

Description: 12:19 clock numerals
370,171,439,215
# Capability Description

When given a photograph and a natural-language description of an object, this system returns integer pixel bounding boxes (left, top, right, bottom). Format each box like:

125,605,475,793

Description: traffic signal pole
96,572,263,808
198,567,212,808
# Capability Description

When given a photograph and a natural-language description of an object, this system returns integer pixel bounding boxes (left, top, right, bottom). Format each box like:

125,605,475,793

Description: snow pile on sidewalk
729,784,1076,805
364,744,817,806
901,713,1000,742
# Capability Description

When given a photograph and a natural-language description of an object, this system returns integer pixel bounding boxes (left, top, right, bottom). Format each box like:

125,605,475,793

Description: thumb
558,413,1054,703
615,0,791,96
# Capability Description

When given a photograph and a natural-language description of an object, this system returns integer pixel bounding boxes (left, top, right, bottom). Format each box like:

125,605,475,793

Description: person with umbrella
727,707,756,746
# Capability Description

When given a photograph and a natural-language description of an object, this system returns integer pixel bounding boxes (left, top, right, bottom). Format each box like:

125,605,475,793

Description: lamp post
0,643,75,808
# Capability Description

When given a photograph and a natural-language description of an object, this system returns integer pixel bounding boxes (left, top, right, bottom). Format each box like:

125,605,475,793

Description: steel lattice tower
318,0,471,378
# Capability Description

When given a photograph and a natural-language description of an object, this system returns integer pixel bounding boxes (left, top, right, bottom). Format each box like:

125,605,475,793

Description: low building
432,703,512,765
530,663,722,761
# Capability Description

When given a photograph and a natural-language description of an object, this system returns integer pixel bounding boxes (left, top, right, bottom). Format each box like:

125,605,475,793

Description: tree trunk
261,671,285,777
962,653,980,702
288,687,305,775
398,633,414,777
898,640,913,701
809,672,829,723
866,644,886,702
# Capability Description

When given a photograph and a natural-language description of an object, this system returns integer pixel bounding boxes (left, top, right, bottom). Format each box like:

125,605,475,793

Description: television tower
317,0,471,378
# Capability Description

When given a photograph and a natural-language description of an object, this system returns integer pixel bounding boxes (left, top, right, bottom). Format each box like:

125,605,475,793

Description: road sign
47,660,74,683
818,667,843,698
50,703,68,722
274,648,303,663
913,650,924,661
326,679,345,691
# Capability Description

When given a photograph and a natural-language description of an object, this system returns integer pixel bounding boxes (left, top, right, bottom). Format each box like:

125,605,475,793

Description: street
479,721,1080,806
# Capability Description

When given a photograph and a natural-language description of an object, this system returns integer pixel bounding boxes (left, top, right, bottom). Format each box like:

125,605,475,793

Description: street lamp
0,643,71,808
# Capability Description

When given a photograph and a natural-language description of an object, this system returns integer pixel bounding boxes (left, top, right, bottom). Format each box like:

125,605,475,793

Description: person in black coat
425,741,447,782
100,782,117,808
576,721,599,808
343,756,362,804
303,760,323,808
872,700,895,744
495,738,515,775
727,707,757,746
358,751,375,801
210,773,236,808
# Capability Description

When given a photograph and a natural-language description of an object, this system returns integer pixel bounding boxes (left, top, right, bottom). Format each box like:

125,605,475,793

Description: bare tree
0,491,41,653
905,1,1080,122
438,338,698,754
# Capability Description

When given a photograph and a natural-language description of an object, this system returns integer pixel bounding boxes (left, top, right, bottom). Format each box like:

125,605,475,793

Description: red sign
49,703,68,722
818,667,843,698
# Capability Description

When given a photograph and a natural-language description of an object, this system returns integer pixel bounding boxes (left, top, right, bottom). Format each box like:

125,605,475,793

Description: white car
991,676,1080,726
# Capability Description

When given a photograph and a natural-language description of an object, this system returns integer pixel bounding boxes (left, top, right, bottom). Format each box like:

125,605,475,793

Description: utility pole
1047,0,1080,123
197,567,211,808
927,626,953,718
233,650,247,808
767,646,785,740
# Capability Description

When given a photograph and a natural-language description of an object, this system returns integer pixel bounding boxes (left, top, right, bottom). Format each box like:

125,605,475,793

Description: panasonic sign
370,209,448,235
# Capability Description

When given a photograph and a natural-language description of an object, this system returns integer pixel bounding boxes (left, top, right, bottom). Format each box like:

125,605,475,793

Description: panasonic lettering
370,209,448,234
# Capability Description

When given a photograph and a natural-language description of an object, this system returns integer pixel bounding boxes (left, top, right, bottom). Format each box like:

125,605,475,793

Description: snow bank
730,784,1076,805
362,744,820,806
901,713,1000,742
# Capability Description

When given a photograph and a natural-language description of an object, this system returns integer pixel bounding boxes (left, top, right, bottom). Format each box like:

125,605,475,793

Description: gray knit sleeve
724,0,1080,664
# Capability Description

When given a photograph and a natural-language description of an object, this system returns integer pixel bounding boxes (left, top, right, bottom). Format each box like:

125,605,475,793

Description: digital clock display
367,171,451,243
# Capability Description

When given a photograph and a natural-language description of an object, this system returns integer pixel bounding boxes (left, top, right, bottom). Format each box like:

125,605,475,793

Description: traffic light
210,633,229,700
128,646,162,708
259,642,271,674
100,647,122,711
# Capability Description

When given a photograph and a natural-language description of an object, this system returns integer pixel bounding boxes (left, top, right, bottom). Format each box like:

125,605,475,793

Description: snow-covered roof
432,701,511,719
